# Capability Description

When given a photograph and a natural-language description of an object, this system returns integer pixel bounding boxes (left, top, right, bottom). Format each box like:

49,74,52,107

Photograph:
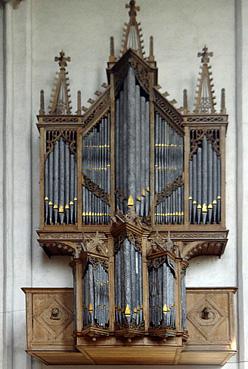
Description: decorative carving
83,232,108,257
50,307,61,320
38,232,84,240
82,89,110,129
154,89,184,132
87,255,109,271
147,255,167,269
114,232,142,253
183,114,227,123
38,116,83,123
187,295,225,341
156,176,183,205
38,238,83,257
83,174,110,205
112,208,143,229
190,128,220,158
129,57,150,93
46,129,76,156
180,240,226,261
34,296,73,338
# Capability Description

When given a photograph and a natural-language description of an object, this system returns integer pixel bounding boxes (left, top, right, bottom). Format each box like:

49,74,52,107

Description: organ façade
23,1,236,365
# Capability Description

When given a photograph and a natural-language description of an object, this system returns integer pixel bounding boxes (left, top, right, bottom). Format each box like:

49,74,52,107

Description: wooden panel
186,288,236,348
23,288,74,350
30,351,92,365
81,346,180,365
178,350,235,365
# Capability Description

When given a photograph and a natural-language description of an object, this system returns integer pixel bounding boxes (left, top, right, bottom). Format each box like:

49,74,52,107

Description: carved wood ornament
22,0,235,366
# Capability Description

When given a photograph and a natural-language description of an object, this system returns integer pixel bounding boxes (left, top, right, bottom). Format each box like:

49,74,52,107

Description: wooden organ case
23,1,236,366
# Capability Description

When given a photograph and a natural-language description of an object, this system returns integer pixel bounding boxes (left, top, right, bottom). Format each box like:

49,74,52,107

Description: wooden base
28,348,236,366
23,287,237,366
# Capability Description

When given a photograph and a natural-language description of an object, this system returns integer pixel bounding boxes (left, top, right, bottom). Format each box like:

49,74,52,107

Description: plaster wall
0,0,244,368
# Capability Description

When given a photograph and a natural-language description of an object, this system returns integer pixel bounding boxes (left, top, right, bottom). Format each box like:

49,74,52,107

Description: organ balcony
23,0,235,366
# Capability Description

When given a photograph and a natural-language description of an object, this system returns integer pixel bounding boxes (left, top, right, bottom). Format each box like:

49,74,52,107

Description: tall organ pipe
127,67,136,205
82,117,110,224
154,112,184,224
115,66,150,217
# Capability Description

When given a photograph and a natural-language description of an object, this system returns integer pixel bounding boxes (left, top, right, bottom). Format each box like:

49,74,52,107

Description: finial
197,45,213,64
220,88,226,114
126,0,140,24
183,89,189,114
194,46,216,114
54,50,71,69
120,0,145,58
109,36,116,64
39,90,45,115
48,50,72,115
77,91,82,115
149,36,155,62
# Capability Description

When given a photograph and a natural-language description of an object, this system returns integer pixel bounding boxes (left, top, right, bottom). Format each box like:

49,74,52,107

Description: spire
48,50,72,115
120,0,145,58
193,46,216,114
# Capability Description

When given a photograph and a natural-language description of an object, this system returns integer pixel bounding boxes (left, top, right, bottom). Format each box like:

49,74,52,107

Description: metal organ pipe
114,238,143,328
115,66,150,218
83,261,109,328
82,116,111,224
44,132,77,225
189,129,221,224
154,112,184,224
148,259,175,329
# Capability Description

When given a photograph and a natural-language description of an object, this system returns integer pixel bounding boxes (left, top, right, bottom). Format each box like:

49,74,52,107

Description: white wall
0,0,243,368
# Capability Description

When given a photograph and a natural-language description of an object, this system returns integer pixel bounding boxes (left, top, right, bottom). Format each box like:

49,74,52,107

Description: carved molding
83,174,110,205
154,88,184,133
82,88,111,129
190,128,220,158
46,129,77,156
184,114,228,124
180,240,226,261
129,56,150,93
156,176,184,205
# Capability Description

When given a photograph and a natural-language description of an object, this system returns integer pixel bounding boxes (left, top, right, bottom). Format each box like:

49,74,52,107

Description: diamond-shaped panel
187,296,225,340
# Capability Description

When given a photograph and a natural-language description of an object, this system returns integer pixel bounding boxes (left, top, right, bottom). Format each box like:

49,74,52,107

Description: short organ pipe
44,133,77,225
189,130,221,224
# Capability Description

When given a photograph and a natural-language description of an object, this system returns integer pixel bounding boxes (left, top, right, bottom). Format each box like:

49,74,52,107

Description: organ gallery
23,1,236,365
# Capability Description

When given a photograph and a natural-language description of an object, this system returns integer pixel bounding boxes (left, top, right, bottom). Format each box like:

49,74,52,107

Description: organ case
26,0,234,365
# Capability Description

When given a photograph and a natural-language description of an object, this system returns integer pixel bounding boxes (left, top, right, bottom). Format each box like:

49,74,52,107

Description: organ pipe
83,260,109,328
44,133,77,225
148,257,176,329
189,129,221,224
82,115,111,224
114,237,143,328
155,112,184,224
115,66,150,218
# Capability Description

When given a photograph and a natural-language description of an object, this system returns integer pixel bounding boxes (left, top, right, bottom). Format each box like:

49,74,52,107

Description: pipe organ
24,1,235,365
